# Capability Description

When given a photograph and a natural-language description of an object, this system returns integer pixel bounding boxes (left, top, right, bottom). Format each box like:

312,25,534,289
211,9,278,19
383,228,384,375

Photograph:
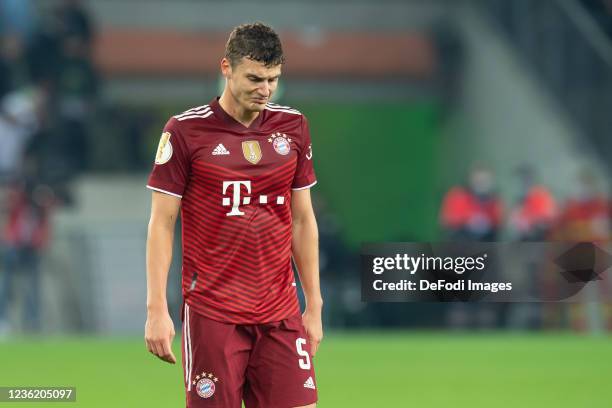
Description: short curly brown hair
224,22,285,67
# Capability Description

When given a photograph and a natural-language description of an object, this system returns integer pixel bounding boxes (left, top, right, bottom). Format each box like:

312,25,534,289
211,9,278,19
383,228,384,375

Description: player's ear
220,58,232,78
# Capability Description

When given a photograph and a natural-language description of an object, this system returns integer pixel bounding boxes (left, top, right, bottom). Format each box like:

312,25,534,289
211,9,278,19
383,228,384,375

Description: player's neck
219,93,260,128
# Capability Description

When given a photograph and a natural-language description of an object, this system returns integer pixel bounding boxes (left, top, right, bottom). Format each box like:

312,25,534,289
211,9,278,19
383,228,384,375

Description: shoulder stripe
266,102,300,113
265,106,301,115
174,106,211,120
184,104,209,114
175,111,214,121
266,102,294,109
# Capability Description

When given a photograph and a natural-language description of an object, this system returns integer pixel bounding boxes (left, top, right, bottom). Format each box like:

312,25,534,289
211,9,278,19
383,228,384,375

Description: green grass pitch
1,332,610,407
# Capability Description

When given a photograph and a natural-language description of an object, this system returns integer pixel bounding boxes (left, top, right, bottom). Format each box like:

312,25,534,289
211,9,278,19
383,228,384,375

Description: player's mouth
251,98,267,104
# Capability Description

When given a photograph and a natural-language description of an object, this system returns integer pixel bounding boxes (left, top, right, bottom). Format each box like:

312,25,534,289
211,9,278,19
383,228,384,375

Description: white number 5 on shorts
295,338,311,370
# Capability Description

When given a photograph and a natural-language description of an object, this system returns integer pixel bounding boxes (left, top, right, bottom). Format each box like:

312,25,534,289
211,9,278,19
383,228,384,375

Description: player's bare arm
144,191,180,364
291,189,323,357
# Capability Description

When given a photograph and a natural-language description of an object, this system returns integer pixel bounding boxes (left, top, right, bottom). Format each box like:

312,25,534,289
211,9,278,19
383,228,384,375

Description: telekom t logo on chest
222,181,286,216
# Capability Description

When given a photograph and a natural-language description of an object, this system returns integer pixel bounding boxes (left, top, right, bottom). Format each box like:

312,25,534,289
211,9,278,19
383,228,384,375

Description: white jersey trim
174,109,211,120
175,105,209,116
266,102,300,111
175,111,214,121
146,185,183,198
265,103,301,115
184,303,193,391
185,104,208,112
174,105,212,120
292,180,318,191
265,106,301,115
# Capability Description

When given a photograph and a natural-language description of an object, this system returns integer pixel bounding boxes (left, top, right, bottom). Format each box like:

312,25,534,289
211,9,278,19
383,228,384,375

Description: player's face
223,57,281,112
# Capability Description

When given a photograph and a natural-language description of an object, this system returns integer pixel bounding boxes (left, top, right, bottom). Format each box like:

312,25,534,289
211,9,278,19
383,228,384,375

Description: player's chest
190,130,298,174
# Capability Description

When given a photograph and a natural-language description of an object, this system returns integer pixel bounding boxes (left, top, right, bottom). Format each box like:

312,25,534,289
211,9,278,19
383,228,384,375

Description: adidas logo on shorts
212,144,230,155
303,377,315,390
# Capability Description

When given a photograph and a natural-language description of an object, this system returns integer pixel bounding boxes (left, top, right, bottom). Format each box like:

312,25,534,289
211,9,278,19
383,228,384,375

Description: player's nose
258,82,271,97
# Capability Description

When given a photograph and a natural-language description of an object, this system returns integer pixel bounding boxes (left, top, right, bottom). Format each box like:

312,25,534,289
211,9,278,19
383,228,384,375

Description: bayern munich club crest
193,371,219,399
268,133,292,155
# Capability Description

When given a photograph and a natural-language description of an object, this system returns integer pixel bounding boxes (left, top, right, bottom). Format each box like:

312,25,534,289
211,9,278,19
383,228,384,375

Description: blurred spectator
0,170,56,334
23,0,96,104
55,0,95,47
56,34,98,172
19,0,98,176
545,169,611,331
440,166,504,329
440,166,504,241
554,169,610,242
58,35,97,116
507,165,557,329
0,78,54,335
0,84,47,182
0,34,30,99
508,165,557,241
55,1,97,173
25,17,63,86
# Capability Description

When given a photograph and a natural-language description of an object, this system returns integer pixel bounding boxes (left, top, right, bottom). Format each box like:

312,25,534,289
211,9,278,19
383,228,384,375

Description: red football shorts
181,303,318,408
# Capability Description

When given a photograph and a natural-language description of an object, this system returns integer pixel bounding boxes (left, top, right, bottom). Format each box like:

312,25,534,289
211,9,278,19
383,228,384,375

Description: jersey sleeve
146,117,190,198
291,115,317,190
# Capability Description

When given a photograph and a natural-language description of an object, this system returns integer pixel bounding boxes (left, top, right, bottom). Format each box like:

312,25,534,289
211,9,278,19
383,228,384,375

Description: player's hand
302,308,323,357
145,310,177,364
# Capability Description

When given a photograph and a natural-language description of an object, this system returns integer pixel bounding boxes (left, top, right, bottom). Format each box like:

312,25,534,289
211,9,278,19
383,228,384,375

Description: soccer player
144,23,322,408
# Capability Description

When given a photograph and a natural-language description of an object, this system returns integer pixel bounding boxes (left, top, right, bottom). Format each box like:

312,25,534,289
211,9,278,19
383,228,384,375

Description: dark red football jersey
147,97,316,323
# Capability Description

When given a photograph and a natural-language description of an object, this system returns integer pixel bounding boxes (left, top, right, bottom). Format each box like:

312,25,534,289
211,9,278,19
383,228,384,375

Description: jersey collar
210,97,265,132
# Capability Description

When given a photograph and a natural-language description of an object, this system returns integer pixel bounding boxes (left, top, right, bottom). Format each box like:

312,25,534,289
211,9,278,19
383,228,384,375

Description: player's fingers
159,339,177,364
167,332,177,363
310,338,319,357
166,350,177,364
163,343,177,364
311,343,318,357
145,338,153,353
169,351,177,364
310,343,319,357
149,340,162,358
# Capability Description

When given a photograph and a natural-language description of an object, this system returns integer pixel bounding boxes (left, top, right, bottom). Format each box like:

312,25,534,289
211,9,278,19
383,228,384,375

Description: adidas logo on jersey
303,377,315,390
212,144,230,155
